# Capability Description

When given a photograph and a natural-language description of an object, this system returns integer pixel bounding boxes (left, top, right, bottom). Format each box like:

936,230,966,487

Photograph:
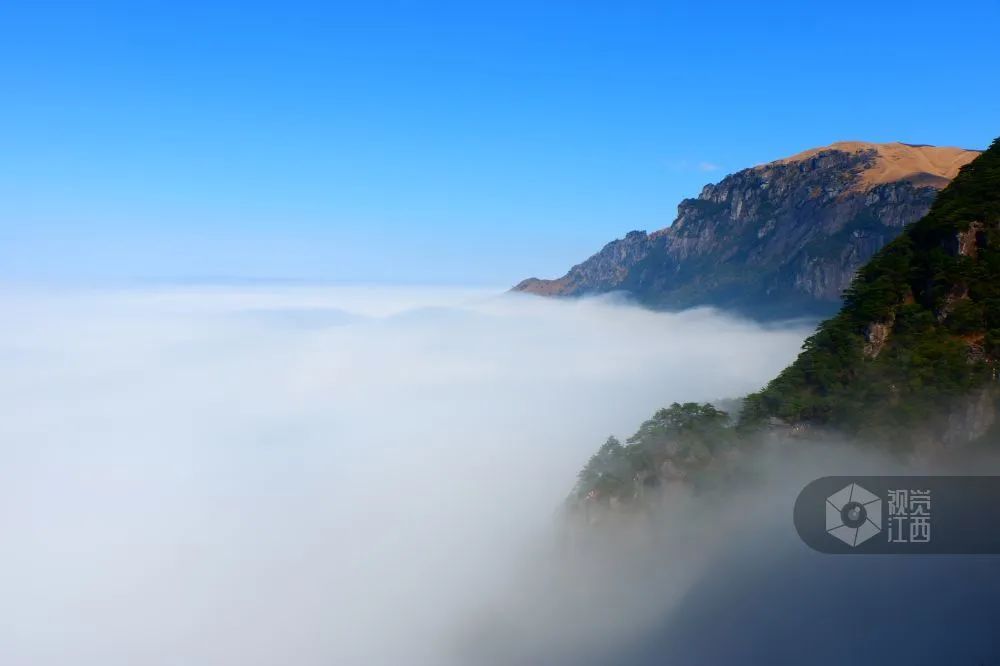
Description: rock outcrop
742,137,1000,446
572,138,1000,506
514,142,980,319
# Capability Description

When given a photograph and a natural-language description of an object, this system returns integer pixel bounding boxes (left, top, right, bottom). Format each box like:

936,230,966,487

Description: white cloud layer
0,285,811,665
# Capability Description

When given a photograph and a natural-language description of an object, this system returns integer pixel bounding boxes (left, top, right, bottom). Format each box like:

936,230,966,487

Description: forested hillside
574,138,1000,503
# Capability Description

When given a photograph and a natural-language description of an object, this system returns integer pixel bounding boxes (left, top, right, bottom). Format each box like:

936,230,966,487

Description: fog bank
0,285,811,665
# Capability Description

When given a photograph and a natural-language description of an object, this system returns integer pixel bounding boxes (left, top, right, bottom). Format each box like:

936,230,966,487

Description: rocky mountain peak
742,136,1000,445
774,141,978,191
513,141,982,319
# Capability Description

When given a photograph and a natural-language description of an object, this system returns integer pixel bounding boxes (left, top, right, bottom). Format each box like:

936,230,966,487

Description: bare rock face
513,142,980,319
949,220,987,258
942,388,998,448
511,230,651,296
863,320,892,359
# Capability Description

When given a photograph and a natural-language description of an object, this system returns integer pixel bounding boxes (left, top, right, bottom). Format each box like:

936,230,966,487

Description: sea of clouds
0,284,814,665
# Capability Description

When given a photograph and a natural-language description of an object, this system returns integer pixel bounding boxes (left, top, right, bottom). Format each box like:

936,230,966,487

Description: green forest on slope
741,137,1000,439
575,138,1000,500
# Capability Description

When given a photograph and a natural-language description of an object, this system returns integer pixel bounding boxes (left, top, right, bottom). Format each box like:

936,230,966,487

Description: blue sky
2,0,998,285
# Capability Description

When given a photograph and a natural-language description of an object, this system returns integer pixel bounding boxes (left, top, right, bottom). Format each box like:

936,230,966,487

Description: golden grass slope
776,141,980,191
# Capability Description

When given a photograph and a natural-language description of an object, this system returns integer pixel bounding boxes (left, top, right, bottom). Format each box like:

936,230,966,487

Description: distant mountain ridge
572,137,1000,509
514,142,980,319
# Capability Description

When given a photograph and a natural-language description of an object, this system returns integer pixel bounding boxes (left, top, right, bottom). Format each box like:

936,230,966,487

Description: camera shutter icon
826,483,882,547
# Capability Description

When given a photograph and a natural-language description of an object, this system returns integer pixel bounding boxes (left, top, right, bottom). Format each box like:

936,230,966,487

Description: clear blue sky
2,1,998,285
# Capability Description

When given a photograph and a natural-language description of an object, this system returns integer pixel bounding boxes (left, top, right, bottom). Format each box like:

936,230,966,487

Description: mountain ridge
741,137,1000,443
515,141,981,319
571,137,1000,507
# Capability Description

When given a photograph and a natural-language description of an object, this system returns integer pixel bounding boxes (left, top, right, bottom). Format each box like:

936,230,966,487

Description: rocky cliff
514,142,980,319
572,138,1000,507
742,137,1000,444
